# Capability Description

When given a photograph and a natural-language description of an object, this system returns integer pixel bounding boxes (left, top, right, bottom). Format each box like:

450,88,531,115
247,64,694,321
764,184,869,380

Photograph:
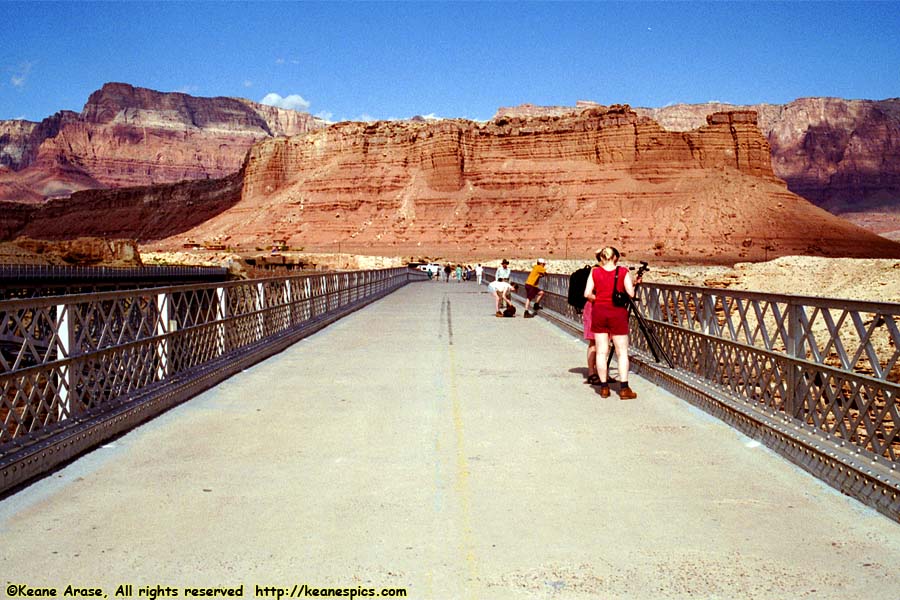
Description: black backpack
567,266,593,312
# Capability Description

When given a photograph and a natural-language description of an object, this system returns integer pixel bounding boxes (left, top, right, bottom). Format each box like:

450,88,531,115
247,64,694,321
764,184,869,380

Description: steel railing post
216,286,227,356
156,292,170,380
304,278,313,319
256,283,266,341
785,300,803,418
702,292,716,379
284,278,293,328
54,302,75,420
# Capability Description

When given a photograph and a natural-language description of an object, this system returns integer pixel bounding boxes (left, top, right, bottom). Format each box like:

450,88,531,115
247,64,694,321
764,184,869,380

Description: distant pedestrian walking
475,263,484,285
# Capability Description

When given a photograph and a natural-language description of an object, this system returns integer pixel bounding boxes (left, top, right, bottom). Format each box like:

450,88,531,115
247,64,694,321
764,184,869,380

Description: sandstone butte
500,98,900,240
4,104,900,263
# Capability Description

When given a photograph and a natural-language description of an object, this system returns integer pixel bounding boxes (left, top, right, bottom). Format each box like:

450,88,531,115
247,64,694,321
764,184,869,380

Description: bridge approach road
2,280,899,599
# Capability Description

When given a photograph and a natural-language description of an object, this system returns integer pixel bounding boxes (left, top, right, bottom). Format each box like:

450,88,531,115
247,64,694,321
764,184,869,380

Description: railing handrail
0,267,406,311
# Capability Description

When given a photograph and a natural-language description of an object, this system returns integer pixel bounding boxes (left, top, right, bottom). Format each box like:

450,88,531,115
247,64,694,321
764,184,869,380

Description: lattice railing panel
0,268,416,456
1,367,70,443
0,305,64,370
170,324,222,373
526,273,900,463
70,295,161,354
170,288,220,329
796,307,900,383
76,343,161,411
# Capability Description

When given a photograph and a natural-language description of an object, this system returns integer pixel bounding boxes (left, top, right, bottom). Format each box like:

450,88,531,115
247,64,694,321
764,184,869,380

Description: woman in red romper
583,246,639,399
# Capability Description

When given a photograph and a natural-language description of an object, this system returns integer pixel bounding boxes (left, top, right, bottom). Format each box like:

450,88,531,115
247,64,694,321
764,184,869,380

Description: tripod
623,293,674,368
606,262,675,370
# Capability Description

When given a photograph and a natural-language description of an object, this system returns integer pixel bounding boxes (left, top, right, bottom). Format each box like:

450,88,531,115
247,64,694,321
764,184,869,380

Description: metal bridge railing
0,264,230,300
0,267,424,493
487,266,900,520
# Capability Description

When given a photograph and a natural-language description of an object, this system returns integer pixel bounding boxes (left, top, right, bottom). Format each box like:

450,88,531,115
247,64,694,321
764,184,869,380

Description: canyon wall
160,106,900,261
0,171,242,243
501,98,900,239
5,105,899,263
0,83,325,201
642,98,900,239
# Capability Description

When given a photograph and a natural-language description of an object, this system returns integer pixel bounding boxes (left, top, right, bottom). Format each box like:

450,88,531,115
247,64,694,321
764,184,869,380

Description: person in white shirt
488,280,518,316
475,263,484,285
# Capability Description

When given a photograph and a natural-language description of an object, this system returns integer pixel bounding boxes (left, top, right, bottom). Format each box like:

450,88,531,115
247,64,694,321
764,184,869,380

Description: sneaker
495,311,503,317
533,302,542,311
523,311,534,318
618,387,637,400
597,386,610,398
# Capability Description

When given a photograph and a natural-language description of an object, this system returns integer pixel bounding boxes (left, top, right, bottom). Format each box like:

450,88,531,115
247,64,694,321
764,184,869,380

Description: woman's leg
612,334,630,382
595,333,610,382
587,339,597,377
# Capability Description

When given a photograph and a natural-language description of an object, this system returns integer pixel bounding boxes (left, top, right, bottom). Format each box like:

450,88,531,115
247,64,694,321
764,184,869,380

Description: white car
416,263,442,275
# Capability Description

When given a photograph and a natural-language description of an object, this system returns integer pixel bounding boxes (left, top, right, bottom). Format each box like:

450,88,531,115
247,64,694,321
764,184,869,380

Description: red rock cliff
6,106,898,262
0,83,325,201
635,98,900,237
159,106,899,261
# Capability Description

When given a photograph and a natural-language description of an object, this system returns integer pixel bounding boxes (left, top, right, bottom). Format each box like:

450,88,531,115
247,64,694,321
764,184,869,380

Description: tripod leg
627,297,674,368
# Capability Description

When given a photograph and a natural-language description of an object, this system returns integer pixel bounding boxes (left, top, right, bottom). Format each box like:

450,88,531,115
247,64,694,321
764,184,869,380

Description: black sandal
586,374,601,385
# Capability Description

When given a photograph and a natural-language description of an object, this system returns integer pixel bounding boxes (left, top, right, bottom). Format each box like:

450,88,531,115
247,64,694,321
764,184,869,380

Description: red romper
590,266,630,336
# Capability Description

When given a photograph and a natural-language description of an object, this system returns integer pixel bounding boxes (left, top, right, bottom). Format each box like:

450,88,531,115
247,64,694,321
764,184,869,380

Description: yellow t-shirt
525,264,546,286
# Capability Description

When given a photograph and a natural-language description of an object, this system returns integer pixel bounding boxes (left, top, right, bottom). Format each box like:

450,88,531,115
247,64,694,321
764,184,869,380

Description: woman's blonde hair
596,246,620,263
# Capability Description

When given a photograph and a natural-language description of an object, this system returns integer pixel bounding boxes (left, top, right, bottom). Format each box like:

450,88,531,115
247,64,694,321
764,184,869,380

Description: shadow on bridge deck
2,280,899,599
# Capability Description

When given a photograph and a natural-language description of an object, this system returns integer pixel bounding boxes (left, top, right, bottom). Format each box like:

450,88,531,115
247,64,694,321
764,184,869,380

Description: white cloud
10,61,34,88
243,80,253,88
260,92,311,111
314,111,334,123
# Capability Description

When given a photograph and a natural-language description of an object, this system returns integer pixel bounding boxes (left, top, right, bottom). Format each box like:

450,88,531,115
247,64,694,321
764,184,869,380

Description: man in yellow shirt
523,258,547,318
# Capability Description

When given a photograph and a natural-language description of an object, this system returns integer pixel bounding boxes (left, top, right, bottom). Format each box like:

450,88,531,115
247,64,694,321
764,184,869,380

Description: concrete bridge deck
2,280,899,599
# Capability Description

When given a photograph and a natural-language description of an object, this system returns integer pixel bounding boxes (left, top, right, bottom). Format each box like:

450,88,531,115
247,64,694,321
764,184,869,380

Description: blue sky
2,1,899,123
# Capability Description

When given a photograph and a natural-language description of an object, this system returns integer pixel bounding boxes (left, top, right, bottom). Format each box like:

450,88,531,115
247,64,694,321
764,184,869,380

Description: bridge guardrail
0,267,425,493
487,266,900,521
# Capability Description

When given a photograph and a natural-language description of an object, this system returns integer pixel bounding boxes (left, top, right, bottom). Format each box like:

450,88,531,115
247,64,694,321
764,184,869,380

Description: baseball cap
537,258,547,264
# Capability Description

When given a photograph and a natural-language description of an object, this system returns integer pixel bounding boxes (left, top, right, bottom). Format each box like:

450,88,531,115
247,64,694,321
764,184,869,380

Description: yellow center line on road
433,293,479,599
448,338,480,599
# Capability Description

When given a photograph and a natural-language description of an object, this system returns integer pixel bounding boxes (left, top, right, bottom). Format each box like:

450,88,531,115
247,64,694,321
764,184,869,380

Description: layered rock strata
501,98,900,239
6,105,898,262
639,99,900,238
0,83,325,201
166,106,900,261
